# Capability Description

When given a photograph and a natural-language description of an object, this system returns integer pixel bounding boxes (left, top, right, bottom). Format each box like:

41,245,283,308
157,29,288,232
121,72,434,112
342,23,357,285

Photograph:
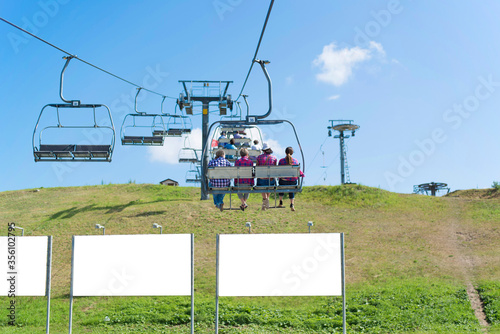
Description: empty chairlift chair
185,169,202,183
120,88,166,146
154,100,193,137
33,56,115,162
178,148,202,164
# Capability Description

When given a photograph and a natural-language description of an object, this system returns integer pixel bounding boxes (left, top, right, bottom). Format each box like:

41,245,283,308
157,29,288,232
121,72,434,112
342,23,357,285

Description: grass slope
0,184,498,333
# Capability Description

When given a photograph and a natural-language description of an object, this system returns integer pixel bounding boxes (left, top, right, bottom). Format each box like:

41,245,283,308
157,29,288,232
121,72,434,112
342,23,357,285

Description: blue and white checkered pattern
208,157,232,187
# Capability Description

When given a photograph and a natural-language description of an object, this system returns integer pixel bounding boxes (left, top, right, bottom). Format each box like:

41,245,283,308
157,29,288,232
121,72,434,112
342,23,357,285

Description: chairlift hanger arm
242,95,250,118
134,88,145,114
246,60,272,121
59,56,80,105
182,82,189,98
160,96,168,115
222,82,230,97
235,0,275,102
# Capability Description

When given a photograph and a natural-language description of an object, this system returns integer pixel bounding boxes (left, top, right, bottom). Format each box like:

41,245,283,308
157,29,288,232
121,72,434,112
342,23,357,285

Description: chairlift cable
309,135,329,167
312,135,351,184
234,0,275,102
314,149,341,184
0,17,176,99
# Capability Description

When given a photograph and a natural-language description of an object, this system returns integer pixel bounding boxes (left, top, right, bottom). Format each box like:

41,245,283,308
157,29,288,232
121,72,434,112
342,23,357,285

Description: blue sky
1,0,499,194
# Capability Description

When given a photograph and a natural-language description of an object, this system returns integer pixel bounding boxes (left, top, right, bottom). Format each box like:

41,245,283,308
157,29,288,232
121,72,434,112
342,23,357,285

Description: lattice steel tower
328,120,360,185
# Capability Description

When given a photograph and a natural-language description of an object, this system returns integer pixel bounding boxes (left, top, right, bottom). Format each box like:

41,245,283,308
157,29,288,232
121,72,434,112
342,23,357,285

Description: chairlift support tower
177,80,233,200
328,120,360,185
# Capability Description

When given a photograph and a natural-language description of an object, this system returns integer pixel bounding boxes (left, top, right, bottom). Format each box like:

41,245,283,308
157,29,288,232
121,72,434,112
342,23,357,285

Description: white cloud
313,41,386,86
148,128,202,164
328,95,340,100
260,131,285,160
285,75,294,85
264,138,285,159
369,41,385,57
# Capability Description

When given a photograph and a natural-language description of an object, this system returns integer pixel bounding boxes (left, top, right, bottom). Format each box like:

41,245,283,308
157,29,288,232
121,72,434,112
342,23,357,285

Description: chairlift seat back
207,166,254,179
35,144,112,161
121,136,164,146
255,165,300,178
220,126,251,133
153,129,183,137
207,165,302,193
36,144,74,159
73,145,112,158
179,158,199,163
212,148,260,157
218,138,251,144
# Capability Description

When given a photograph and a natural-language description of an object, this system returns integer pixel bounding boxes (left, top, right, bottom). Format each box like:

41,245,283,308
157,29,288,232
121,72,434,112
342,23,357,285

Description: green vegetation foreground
0,184,499,333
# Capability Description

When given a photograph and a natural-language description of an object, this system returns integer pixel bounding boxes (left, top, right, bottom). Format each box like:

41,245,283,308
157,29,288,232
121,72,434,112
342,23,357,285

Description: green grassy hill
0,184,499,333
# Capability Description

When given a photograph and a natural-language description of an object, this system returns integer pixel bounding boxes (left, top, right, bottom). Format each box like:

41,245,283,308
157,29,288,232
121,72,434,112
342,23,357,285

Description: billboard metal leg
215,234,220,334
341,233,346,334
46,236,53,334
191,234,195,334
68,236,75,334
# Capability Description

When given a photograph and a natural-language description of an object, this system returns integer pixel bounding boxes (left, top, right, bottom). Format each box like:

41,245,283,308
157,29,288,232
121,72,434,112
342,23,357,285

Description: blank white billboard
219,233,342,297
0,236,49,296
72,234,192,296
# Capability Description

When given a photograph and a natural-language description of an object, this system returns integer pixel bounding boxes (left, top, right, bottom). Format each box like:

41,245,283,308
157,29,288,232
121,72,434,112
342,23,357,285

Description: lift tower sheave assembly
328,120,360,185
178,80,233,200
413,182,450,196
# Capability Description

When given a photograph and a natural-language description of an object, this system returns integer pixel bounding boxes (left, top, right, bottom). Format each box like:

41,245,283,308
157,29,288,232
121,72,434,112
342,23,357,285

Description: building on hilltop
159,179,179,186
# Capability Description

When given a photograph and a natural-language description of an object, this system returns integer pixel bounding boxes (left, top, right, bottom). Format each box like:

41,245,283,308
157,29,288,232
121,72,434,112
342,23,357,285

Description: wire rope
234,0,275,102
313,137,350,184
0,17,176,99
309,135,329,167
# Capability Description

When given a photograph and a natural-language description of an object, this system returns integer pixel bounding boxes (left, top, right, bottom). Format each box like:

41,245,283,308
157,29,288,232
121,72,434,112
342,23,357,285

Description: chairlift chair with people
211,124,263,162
206,120,304,195
203,59,305,200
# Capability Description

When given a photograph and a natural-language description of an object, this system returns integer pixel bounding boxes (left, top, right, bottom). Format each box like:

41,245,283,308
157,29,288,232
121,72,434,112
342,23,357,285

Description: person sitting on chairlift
278,146,304,212
224,138,237,159
218,131,227,148
249,139,260,162
256,143,277,211
234,148,254,211
234,131,246,139
208,149,232,211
